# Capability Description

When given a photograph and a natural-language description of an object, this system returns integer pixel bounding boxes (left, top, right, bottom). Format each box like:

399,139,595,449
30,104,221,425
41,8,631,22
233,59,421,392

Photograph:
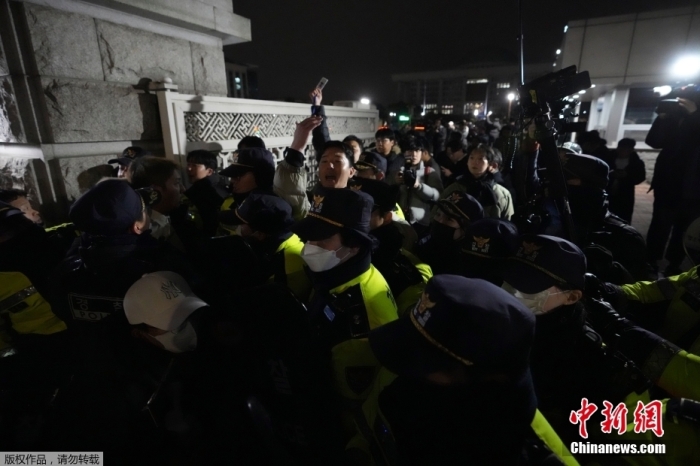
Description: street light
360,97,370,105
671,55,700,79
507,93,515,119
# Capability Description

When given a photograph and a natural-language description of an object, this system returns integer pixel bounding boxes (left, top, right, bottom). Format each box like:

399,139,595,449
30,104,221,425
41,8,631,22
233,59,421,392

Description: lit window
497,83,511,89
466,79,488,84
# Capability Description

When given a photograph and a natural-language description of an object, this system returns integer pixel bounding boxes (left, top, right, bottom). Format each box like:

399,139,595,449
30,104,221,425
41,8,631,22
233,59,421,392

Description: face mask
153,320,198,353
430,221,458,245
302,243,347,272
501,282,567,315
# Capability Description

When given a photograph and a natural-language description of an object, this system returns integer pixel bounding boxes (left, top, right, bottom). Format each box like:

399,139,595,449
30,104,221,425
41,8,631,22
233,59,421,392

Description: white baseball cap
124,271,208,331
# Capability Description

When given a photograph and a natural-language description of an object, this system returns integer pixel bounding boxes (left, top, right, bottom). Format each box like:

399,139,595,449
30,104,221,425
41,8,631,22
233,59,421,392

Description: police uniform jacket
50,233,194,366
307,248,399,402
370,223,432,315
270,233,312,302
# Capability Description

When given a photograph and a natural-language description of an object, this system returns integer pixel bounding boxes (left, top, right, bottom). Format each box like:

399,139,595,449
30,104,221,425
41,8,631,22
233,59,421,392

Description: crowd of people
1,87,700,466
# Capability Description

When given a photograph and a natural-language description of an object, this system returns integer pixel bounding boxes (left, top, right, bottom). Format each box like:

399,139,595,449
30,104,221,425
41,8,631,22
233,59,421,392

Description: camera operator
396,137,443,237
646,88,700,276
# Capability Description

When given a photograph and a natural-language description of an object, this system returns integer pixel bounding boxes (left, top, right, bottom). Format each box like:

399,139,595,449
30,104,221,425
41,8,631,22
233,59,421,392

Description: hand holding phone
312,78,328,107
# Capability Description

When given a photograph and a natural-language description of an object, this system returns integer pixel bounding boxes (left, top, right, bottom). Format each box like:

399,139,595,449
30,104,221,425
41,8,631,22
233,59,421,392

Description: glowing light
578,90,586,94
487,111,493,116
473,110,479,116
507,93,515,101
564,25,568,33
360,98,370,105
553,62,557,67
556,49,561,55
591,84,596,88
670,56,700,78
653,86,673,97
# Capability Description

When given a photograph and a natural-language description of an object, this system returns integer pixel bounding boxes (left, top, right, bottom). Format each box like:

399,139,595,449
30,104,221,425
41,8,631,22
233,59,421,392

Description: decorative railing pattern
184,112,377,143
152,84,379,189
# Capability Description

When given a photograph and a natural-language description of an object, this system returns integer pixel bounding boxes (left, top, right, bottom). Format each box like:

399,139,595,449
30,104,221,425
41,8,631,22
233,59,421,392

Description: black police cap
435,191,484,225
348,178,397,213
356,151,387,174
108,146,149,166
461,218,519,259
503,234,587,294
219,191,293,234
220,147,275,182
369,275,535,377
70,179,159,236
292,186,373,245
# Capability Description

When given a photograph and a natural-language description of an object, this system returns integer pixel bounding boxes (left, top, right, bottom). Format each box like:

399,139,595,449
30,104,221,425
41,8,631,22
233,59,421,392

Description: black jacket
50,233,194,363
607,151,646,222
184,174,229,236
380,375,535,465
646,110,700,200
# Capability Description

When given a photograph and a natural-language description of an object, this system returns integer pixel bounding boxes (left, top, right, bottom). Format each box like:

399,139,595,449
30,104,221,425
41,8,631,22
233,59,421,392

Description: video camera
656,84,700,115
520,65,591,134
510,65,591,242
520,66,591,116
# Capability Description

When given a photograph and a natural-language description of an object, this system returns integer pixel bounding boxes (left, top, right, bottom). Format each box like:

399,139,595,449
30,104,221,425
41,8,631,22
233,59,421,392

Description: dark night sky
225,0,699,105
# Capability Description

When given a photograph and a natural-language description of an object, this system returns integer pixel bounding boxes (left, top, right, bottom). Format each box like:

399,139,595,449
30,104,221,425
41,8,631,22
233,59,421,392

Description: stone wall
0,0,244,224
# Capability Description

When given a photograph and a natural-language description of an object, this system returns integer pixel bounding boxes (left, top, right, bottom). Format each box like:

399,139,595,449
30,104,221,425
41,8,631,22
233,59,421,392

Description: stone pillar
0,0,250,224
604,86,630,145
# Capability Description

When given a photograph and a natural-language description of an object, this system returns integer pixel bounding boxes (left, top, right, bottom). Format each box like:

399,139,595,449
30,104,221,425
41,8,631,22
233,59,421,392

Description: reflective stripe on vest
0,286,37,314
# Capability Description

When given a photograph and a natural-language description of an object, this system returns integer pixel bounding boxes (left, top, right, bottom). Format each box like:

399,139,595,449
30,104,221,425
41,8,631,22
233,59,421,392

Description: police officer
219,147,276,234
0,203,69,449
108,145,148,179
589,221,700,356
50,180,193,360
416,191,484,274
45,182,197,461
364,275,538,464
217,191,312,302
500,236,635,428
183,149,229,237
0,202,67,350
291,187,398,414
500,235,700,465
348,178,432,315
458,217,519,286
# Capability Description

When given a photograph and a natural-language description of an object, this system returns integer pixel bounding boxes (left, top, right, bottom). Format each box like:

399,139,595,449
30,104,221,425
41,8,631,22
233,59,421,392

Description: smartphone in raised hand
312,78,328,113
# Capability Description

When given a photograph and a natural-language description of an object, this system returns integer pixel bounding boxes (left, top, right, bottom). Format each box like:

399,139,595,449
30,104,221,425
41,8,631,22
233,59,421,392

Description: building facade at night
558,6,700,148
391,63,551,118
